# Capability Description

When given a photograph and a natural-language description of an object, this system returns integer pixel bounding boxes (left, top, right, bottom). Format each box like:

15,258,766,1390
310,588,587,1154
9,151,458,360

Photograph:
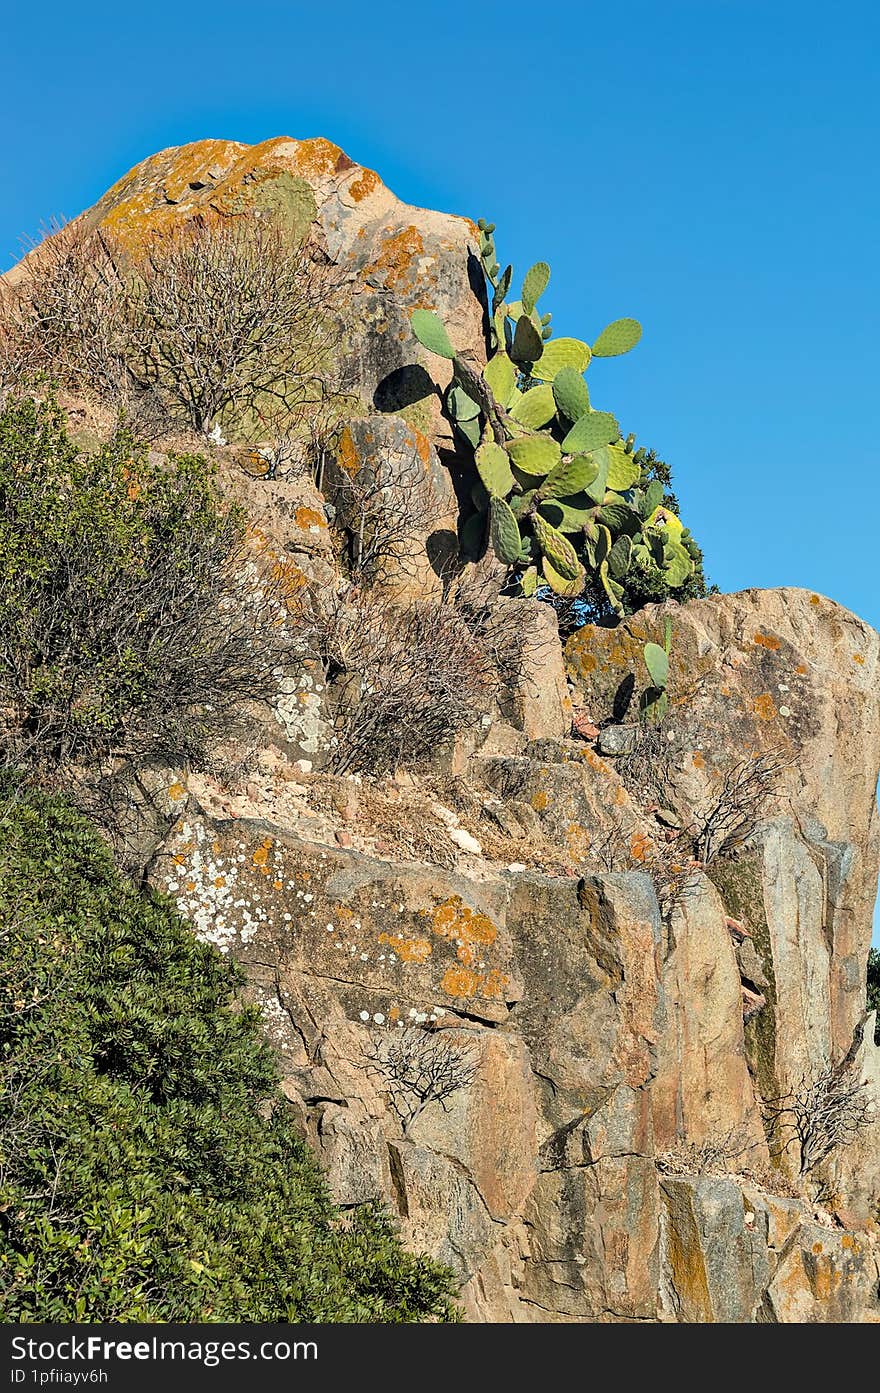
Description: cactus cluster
410,221,700,613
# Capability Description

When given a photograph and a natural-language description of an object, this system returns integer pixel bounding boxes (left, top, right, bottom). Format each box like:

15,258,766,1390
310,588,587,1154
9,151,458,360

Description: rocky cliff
7,138,880,1322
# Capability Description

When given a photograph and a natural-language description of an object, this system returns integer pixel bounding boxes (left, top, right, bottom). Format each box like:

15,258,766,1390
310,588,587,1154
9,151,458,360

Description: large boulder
8,136,486,459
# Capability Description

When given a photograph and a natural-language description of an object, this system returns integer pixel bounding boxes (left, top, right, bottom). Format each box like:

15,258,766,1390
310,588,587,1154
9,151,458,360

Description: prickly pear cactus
409,219,702,616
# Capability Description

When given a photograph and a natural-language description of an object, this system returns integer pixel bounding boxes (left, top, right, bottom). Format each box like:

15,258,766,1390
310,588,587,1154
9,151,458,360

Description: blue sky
1,0,878,935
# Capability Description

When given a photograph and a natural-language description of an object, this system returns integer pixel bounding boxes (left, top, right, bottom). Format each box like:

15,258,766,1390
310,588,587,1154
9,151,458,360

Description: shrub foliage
0,395,287,777
0,790,458,1321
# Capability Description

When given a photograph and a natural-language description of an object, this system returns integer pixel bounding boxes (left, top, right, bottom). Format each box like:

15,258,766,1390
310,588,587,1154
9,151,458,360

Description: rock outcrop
9,139,880,1321
146,568,880,1321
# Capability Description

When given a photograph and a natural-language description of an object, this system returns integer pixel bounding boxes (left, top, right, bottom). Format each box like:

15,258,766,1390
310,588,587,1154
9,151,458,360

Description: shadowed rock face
11,140,880,1319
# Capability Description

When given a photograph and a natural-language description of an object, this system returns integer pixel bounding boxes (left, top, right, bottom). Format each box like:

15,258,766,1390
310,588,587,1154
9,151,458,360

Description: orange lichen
614,786,628,807
388,1006,400,1022
336,427,360,477
252,837,274,867
364,225,425,293
479,968,510,1000
379,932,432,963
752,693,778,721
289,136,349,179
629,832,652,863
531,790,551,812
412,429,431,465
347,167,381,203
173,853,186,866
692,751,706,769
796,663,808,675
427,897,497,948
273,880,283,891
294,506,327,529
753,632,781,650
168,782,186,801
565,823,591,859
810,594,821,605
273,559,309,614
440,966,481,999
853,653,865,664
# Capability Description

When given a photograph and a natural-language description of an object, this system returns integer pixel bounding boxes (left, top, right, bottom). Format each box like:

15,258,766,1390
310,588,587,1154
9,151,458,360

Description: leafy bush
0,395,288,777
0,790,458,1322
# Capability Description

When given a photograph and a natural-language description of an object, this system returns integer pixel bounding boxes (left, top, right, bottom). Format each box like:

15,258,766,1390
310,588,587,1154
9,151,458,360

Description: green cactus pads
541,454,599,499
608,533,633,578
506,435,561,476
476,441,516,497
584,447,610,503
662,539,693,587
532,513,582,580
447,384,481,422
605,443,641,491
456,416,481,449
542,553,584,596
511,314,544,364
537,496,593,533
482,351,518,407
489,495,523,564
521,261,550,313
530,336,592,382
643,641,669,689
518,565,540,597
599,501,642,535
459,509,486,560
645,504,684,535
641,479,665,517
510,384,556,428
552,366,592,422
411,309,456,359
561,411,619,454
599,559,625,612
592,318,643,357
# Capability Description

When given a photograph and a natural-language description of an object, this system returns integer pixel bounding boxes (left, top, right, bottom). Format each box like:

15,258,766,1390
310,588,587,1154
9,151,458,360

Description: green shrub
0,396,287,777
0,789,458,1322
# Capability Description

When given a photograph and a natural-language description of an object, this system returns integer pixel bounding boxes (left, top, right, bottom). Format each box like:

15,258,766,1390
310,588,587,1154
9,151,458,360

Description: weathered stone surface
760,1221,880,1322
652,879,768,1161
659,1176,771,1322
566,588,880,1135
597,724,640,756
492,599,573,742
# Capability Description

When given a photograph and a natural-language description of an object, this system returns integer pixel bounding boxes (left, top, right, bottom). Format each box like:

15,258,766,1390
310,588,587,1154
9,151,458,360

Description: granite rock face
148,577,880,1321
